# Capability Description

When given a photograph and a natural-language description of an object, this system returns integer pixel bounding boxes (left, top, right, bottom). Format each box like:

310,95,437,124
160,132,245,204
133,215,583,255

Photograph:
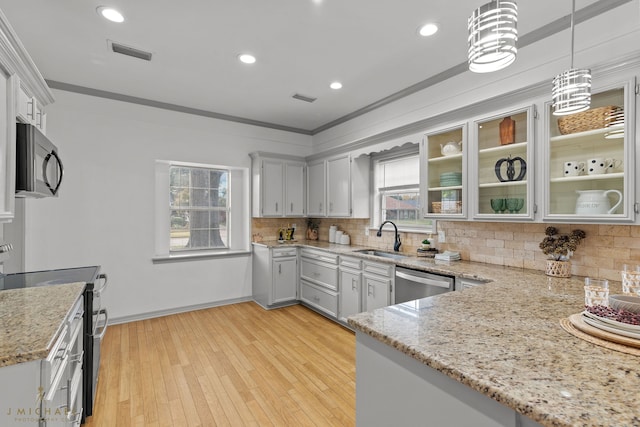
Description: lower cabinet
252,244,298,309
300,280,338,318
362,260,394,312
338,256,363,322
0,294,84,427
299,248,339,318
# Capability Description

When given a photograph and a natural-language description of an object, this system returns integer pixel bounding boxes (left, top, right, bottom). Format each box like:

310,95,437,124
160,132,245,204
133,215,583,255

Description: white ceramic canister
329,225,338,243
335,230,344,244
340,234,350,245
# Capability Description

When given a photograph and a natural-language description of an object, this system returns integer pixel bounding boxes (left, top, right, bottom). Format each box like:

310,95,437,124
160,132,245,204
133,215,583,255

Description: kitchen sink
352,249,409,260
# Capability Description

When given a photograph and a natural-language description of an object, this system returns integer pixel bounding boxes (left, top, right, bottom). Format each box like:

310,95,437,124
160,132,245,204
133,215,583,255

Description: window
374,151,434,232
154,160,250,260
170,165,229,251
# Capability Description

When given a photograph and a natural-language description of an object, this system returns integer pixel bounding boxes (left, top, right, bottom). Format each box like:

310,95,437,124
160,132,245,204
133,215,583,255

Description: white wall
21,90,312,322
312,1,640,152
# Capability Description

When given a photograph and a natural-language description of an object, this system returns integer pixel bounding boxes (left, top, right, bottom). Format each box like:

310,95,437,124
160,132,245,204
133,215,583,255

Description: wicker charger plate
560,314,640,356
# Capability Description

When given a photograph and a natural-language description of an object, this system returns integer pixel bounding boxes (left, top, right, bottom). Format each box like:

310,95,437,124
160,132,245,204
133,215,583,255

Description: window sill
152,249,251,263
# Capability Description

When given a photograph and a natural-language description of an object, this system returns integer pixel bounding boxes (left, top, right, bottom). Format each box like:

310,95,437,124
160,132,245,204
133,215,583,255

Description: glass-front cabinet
471,105,535,220
543,79,636,222
421,124,467,218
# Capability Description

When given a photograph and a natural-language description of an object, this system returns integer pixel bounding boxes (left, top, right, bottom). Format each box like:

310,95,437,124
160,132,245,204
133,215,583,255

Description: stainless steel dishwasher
394,266,455,304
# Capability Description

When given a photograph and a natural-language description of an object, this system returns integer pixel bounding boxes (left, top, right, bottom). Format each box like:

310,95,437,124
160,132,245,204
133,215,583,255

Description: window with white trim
154,160,250,259
373,151,434,232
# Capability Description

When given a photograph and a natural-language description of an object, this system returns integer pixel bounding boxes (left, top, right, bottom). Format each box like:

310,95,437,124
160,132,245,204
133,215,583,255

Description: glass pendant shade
467,0,518,73
552,68,592,115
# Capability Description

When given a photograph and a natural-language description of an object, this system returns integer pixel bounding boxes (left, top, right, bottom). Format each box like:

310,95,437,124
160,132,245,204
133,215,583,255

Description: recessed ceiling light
418,23,438,37
330,82,343,90
238,54,256,64
97,6,125,23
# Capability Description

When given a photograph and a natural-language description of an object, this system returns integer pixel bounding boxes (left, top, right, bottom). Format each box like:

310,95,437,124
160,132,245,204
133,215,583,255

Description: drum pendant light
467,0,518,73
552,0,591,116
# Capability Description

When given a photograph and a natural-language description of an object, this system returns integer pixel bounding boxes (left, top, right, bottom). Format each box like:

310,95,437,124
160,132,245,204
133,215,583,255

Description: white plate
582,314,640,340
583,311,640,332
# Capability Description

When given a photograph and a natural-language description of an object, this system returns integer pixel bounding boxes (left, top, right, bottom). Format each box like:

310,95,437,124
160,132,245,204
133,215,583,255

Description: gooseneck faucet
377,221,401,252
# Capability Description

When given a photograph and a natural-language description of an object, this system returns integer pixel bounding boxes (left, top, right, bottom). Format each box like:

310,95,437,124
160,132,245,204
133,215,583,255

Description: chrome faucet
377,221,401,252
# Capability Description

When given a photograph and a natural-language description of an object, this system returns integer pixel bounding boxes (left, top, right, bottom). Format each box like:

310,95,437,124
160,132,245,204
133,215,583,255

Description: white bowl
609,294,640,314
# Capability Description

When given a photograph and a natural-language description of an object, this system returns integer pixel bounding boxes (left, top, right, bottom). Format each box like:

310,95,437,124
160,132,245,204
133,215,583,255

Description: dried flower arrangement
539,227,586,261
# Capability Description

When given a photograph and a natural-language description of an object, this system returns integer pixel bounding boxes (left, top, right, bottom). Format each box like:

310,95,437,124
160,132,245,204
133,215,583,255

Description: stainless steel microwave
16,123,64,198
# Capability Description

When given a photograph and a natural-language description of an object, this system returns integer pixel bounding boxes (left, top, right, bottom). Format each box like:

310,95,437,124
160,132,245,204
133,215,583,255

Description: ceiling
0,0,614,134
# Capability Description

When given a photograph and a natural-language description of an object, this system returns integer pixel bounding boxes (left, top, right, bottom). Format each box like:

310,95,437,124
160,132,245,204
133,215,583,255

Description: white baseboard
108,296,254,325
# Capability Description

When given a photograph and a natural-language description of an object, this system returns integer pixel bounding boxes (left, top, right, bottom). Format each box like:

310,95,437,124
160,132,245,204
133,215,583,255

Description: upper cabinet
307,154,370,218
250,152,306,218
542,78,636,223
17,81,46,134
0,11,54,222
421,124,467,219
471,105,535,220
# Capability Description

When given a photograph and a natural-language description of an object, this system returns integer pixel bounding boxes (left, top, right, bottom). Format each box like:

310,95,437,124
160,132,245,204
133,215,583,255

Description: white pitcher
575,189,623,215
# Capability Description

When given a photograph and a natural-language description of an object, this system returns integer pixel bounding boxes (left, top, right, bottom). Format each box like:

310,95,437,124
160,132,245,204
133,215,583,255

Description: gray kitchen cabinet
299,247,339,318
273,255,297,304
252,244,298,309
306,160,325,216
363,260,394,312
542,77,637,223
306,154,370,218
250,152,306,218
338,256,362,322
470,104,535,221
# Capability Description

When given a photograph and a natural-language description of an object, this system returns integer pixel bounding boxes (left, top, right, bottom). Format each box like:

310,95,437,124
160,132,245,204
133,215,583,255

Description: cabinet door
339,268,361,322
307,160,325,216
0,71,16,222
364,275,391,311
327,155,351,217
285,162,305,216
543,80,635,222
262,160,284,216
273,257,297,303
472,105,535,220
421,124,467,218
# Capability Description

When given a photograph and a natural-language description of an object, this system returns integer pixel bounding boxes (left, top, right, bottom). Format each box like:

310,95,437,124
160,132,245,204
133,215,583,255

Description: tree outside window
169,166,229,251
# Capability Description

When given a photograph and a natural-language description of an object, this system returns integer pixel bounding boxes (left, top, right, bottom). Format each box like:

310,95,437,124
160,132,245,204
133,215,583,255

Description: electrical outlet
437,230,445,243
365,227,370,236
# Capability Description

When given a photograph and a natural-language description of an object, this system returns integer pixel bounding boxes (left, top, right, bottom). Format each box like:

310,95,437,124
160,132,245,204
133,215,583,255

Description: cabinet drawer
300,248,339,264
272,247,297,258
340,255,362,270
300,258,338,291
363,261,394,278
300,280,338,318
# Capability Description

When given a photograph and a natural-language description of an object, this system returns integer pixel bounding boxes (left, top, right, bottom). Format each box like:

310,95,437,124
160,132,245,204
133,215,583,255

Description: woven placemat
560,315,640,356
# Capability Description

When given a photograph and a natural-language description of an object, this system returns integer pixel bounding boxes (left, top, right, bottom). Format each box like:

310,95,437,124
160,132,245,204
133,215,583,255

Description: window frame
154,160,250,262
372,148,435,234
169,164,231,252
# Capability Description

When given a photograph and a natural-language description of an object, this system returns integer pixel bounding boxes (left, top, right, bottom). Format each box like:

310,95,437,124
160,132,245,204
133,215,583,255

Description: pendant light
467,0,518,73
552,0,591,116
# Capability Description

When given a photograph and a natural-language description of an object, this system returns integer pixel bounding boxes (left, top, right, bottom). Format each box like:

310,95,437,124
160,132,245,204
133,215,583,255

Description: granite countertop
0,282,86,367
256,239,639,426
348,271,639,427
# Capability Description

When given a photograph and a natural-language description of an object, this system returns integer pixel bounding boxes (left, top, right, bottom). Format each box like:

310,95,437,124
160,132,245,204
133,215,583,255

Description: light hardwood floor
84,302,356,427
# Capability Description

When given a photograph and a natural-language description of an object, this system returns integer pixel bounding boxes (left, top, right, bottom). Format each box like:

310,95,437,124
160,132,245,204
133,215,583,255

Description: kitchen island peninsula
348,269,639,427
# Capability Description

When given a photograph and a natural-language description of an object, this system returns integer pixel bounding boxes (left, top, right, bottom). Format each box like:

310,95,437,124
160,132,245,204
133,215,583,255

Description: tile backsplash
252,218,640,281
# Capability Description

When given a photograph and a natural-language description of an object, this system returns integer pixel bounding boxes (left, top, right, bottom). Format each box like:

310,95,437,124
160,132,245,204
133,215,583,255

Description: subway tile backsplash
252,218,640,281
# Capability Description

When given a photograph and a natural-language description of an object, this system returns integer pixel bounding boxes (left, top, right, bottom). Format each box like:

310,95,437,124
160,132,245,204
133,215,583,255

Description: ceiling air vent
110,41,153,61
292,93,317,103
